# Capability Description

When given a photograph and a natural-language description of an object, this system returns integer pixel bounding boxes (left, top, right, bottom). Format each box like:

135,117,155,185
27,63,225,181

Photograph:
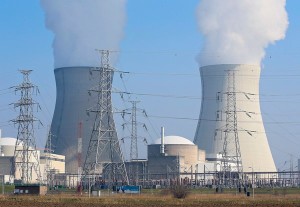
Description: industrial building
122,135,215,183
194,64,277,172
0,135,65,183
68,134,216,188
148,136,208,176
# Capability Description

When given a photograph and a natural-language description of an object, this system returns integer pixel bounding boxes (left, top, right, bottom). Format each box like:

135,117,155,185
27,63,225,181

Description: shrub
170,185,189,199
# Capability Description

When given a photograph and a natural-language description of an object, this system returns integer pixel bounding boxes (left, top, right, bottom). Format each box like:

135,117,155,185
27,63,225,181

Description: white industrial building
0,135,65,184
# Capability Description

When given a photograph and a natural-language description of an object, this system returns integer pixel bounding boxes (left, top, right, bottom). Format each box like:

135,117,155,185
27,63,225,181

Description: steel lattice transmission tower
12,70,41,184
220,70,243,185
121,100,147,185
129,101,139,161
82,50,128,186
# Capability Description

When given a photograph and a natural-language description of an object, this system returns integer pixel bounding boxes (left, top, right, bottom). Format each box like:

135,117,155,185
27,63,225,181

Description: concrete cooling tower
194,64,276,172
48,67,99,174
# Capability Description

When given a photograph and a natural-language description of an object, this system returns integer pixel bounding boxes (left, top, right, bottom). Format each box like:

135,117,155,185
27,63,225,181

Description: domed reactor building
194,64,276,172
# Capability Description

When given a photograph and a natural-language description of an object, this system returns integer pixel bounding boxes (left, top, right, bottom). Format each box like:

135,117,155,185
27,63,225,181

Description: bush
170,185,189,199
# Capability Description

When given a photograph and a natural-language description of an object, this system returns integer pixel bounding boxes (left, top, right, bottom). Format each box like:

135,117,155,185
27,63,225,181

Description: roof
153,136,195,145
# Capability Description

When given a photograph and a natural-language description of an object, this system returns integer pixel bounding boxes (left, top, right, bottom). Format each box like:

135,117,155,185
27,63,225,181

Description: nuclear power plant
49,64,277,174
2,58,296,191
2,0,299,203
194,64,277,173
2,62,299,192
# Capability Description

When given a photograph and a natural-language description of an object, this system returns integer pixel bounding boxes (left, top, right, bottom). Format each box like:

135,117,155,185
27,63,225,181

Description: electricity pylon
216,70,243,188
11,70,41,184
82,50,128,188
128,101,140,161
121,100,148,185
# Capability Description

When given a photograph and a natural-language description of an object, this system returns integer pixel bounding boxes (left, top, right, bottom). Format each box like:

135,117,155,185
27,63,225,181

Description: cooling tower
194,64,276,172
49,67,98,174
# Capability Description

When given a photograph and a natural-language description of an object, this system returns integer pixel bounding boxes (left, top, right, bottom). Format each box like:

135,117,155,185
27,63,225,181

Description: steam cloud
40,0,126,68
196,0,289,66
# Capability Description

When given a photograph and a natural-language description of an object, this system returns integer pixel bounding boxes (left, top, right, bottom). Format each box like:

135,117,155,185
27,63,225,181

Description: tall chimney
161,127,165,155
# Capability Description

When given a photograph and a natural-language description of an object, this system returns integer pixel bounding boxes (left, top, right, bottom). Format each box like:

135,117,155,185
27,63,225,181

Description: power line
117,70,159,140
114,90,300,102
145,114,300,125
116,70,300,78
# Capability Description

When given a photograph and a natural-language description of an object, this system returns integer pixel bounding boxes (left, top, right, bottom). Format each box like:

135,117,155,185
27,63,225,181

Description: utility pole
11,70,41,184
82,50,128,189
219,70,243,188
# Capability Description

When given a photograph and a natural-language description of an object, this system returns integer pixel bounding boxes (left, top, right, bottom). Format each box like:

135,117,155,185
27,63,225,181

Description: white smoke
40,0,126,68
196,0,289,66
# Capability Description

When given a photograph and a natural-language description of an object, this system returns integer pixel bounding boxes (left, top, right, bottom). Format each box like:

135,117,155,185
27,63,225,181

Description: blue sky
0,0,300,169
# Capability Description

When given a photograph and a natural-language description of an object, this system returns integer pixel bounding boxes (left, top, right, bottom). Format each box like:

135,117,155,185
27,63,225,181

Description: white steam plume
196,0,289,66
40,0,126,68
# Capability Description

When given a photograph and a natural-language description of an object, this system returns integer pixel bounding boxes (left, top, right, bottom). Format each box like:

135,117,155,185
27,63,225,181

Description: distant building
147,136,214,179
0,136,65,184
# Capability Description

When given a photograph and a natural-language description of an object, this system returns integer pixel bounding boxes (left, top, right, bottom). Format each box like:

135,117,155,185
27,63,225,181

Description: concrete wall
148,144,199,167
148,155,182,175
0,145,14,156
40,153,66,177
198,149,206,162
148,144,203,177
194,64,276,172
0,156,12,175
